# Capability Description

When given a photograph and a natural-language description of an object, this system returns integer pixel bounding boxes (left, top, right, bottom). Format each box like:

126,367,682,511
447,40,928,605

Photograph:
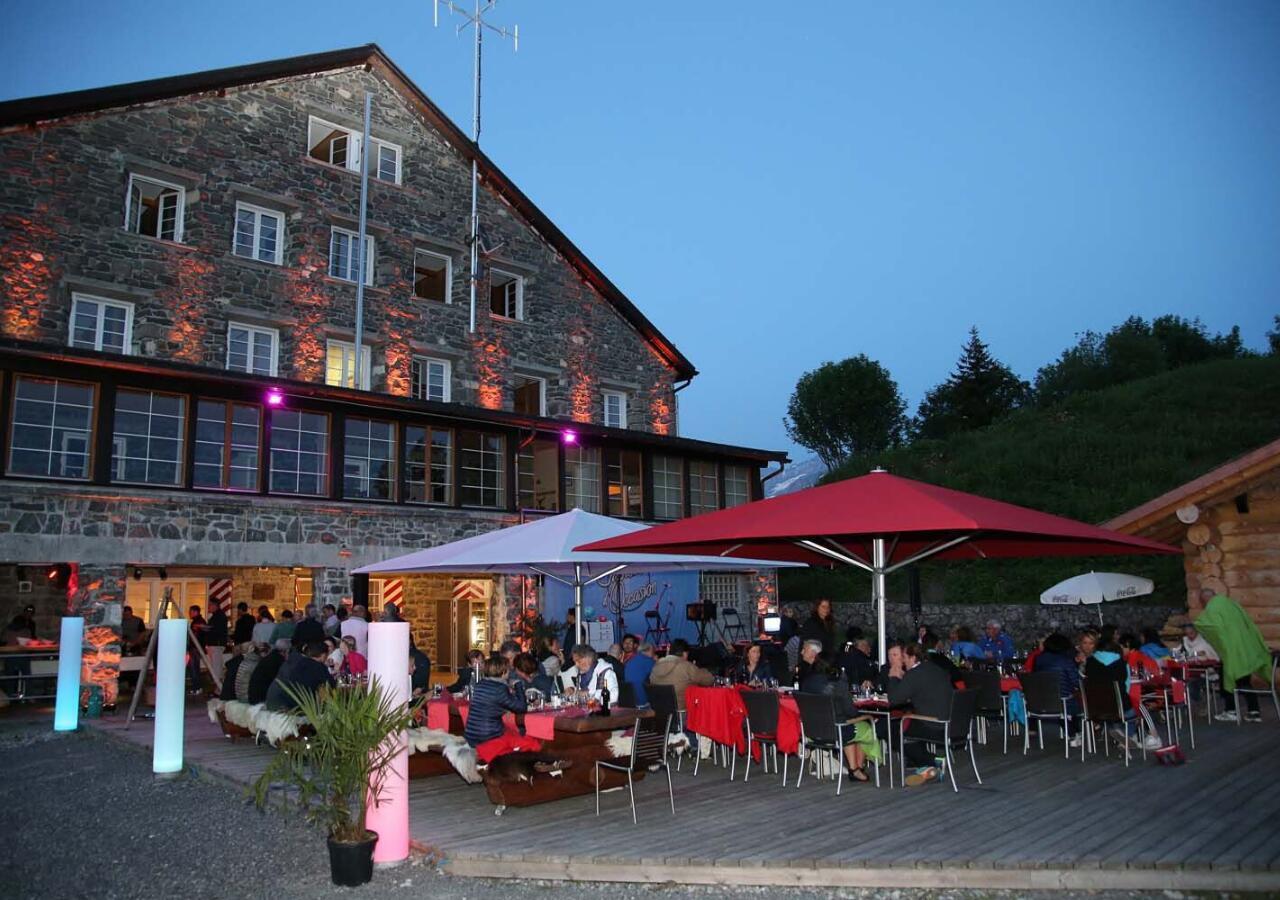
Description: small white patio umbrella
1039,571,1155,623
355,509,802,646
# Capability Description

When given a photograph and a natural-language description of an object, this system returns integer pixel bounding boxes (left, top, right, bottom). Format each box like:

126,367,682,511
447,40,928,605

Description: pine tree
914,327,1029,440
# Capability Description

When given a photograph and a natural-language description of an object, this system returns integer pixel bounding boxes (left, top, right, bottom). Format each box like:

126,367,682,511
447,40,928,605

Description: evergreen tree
914,327,1029,440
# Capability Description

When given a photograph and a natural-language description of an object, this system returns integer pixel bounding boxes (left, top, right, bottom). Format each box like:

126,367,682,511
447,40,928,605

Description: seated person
446,648,485,693
247,640,288,705
1087,638,1160,750
264,640,334,712
410,648,433,696
341,636,368,676
234,643,268,704
922,632,963,687
886,643,955,785
601,643,627,684
498,640,522,683
1119,632,1160,677
796,639,824,686
623,642,657,706
537,636,564,679
647,638,713,712
1180,622,1219,660
734,643,774,685
1022,636,1045,673
949,626,985,661
463,656,527,748
565,644,620,702
511,651,557,701
620,633,640,664
1032,632,1083,743
1139,627,1171,662
219,644,248,702
978,620,1015,662
838,637,878,687
874,643,904,692
798,659,875,782
324,636,345,678
251,611,276,647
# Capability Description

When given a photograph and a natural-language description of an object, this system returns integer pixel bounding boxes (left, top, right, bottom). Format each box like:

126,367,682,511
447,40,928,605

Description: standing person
563,608,578,653
269,609,296,645
1195,588,1272,724
979,620,1015,663
623,642,657,706
341,605,370,657
120,605,146,653
620,634,639,664
232,602,255,645
186,605,208,692
321,604,340,637
799,599,838,659
7,605,37,640
292,604,325,648
251,609,276,646
203,601,229,687
777,606,800,645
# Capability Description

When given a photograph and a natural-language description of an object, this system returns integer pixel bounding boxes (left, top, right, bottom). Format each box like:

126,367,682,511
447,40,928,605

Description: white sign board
585,621,615,652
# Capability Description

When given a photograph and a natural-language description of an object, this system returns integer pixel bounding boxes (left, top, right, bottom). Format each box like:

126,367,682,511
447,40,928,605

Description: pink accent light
561,429,578,445
265,388,285,407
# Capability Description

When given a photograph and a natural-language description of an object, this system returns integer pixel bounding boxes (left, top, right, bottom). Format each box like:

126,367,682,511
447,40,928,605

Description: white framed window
413,249,451,303
406,425,452,505
193,399,261,492
689,460,719,515
7,377,96,480
306,116,401,185
69,293,133,355
125,173,184,242
326,340,372,390
268,409,329,496
329,227,374,285
489,269,523,320
111,389,186,486
564,445,601,513
652,455,684,520
410,356,451,403
457,430,505,508
513,375,546,416
602,390,627,429
724,465,751,508
232,202,284,265
343,417,396,501
226,322,278,376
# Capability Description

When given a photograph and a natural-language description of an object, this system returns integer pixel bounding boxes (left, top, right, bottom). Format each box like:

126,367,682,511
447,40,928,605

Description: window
406,426,452,504
232,203,284,265
329,227,374,285
517,438,559,511
111,389,186,486
326,340,372,390
226,323,278,376
489,269,523,320
513,375,546,416
7,376,96,480
652,455,684,519
344,417,396,501
125,174,184,241
605,449,643,518
602,390,627,429
689,460,719,515
269,409,329,496
564,445,601,513
458,430,505,508
69,294,132,354
193,400,260,491
413,249,451,302
410,357,451,403
724,465,751,508
306,116,401,185
700,573,745,617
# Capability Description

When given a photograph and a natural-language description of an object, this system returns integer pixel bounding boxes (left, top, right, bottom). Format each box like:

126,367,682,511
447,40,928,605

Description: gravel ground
0,720,1255,900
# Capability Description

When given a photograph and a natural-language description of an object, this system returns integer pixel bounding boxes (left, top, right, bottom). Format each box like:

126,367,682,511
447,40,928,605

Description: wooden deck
89,705,1280,890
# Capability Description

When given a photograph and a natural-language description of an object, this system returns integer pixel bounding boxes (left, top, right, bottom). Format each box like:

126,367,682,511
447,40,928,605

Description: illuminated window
564,445,601,513
125,173,184,242
517,438,559,511
489,269,523,320
410,357,450,403
193,400,260,491
406,426,452,504
226,322,278,376
602,390,627,429
233,202,284,265
269,409,329,496
344,417,396,501
112,389,186,486
724,465,751,508
7,376,96,480
69,294,132,355
689,460,719,515
513,375,546,416
413,249,451,302
326,340,372,390
307,116,401,185
652,455,684,519
605,449,643,518
458,430,505,508
329,227,374,285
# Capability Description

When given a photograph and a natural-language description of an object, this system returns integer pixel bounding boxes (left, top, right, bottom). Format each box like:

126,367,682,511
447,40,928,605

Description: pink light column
366,621,410,866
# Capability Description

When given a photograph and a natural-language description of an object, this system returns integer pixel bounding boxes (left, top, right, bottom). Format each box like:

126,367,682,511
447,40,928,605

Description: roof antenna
434,0,519,334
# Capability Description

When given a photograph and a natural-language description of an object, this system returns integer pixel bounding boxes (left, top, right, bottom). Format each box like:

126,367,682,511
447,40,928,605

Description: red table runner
686,685,747,754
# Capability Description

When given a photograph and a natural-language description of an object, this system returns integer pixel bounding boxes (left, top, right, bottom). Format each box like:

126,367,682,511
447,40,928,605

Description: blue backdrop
543,571,704,645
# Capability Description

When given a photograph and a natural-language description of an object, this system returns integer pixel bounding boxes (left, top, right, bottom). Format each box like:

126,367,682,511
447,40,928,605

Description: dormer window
125,174,184,242
307,116,401,185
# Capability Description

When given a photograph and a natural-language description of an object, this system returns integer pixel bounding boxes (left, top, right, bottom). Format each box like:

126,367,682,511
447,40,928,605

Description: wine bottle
600,683,611,715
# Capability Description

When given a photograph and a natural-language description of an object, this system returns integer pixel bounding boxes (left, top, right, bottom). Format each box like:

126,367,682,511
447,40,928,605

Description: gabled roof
1105,437,1280,541
0,44,697,381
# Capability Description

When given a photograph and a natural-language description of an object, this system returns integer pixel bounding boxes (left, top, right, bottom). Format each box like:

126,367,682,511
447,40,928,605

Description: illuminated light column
152,619,187,775
366,621,410,866
53,617,84,732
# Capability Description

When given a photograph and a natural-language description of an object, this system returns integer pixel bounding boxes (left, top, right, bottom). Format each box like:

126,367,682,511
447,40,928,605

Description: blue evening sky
4,2,1278,457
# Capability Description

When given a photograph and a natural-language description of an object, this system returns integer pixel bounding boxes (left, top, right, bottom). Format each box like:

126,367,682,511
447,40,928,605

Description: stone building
0,45,786,699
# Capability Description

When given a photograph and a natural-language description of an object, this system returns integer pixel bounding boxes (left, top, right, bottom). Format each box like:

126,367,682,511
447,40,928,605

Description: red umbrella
577,468,1179,660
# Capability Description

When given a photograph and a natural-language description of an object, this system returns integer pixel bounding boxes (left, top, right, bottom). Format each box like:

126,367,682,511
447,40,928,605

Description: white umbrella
1039,571,1154,623
355,508,802,645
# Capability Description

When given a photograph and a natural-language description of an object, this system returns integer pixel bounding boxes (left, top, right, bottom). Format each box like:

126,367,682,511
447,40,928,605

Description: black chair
642,607,671,647
646,682,684,770
961,669,1008,754
720,606,748,643
793,692,858,794
899,689,981,793
1081,674,1147,766
595,713,674,824
617,681,637,709
1021,671,1075,759
741,689,787,784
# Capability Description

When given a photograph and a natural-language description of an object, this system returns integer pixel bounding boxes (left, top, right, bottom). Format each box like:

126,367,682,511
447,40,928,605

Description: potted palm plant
253,679,418,887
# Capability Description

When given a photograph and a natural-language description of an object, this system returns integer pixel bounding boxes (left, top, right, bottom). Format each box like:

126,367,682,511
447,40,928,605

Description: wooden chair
595,713,675,824
898,689,981,793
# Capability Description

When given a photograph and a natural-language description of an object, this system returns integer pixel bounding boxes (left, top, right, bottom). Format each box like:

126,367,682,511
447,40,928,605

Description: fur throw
443,740,482,784
206,698,224,723
406,727,462,755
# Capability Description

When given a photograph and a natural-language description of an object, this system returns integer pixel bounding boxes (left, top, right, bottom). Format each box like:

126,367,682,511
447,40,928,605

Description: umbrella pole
873,537,888,664
574,563,584,648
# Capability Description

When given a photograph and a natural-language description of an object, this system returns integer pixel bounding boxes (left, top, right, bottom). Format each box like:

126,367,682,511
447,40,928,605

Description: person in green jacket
1194,589,1275,723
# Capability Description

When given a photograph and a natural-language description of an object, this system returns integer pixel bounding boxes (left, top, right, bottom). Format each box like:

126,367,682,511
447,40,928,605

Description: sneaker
1069,734,1084,749
1215,710,1239,723
1246,711,1263,723
905,766,939,787
1139,733,1162,751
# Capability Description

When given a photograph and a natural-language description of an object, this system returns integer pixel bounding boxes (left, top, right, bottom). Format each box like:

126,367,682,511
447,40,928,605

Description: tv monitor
762,615,782,634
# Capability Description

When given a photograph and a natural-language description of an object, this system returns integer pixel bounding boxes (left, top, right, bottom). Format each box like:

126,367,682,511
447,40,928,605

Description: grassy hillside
782,355,1280,608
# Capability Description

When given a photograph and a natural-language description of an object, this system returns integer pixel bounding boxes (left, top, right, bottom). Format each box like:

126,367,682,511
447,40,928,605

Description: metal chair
1232,651,1280,725
642,606,671,648
645,682,684,770
1021,671,1076,759
793,691,878,794
595,713,675,824
961,668,1008,753
741,689,787,785
720,606,749,643
898,689,981,793
1081,675,1145,766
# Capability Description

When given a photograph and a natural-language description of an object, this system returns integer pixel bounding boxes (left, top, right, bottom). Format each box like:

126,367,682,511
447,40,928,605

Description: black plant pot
327,831,378,887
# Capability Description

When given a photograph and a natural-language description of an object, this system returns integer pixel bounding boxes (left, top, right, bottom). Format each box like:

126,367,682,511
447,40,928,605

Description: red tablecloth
1131,675,1186,709
686,685,747,754
425,697,517,732
1001,676,1021,693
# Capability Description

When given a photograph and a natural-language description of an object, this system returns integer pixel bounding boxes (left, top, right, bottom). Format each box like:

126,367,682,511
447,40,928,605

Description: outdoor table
0,643,61,701
1130,673,1187,745
1162,658,1219,723
685,685,747,754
